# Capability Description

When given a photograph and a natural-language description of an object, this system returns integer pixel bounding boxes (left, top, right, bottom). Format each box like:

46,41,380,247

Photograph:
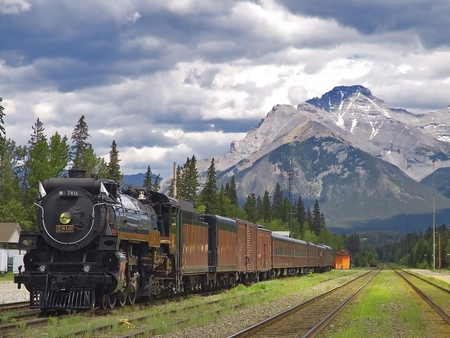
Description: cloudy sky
2,0,450,178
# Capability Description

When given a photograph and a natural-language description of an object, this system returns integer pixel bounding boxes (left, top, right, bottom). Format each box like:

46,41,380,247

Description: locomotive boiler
15,170,181,310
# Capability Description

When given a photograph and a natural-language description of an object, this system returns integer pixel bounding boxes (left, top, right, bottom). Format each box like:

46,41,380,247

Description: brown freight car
256,226,272,280
235,218,258,284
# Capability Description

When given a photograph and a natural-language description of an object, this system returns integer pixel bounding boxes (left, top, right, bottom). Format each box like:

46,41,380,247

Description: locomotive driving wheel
101,294,109,309
118,292,127,307
88,288,95,310
108,294,116,308
127,284,137,305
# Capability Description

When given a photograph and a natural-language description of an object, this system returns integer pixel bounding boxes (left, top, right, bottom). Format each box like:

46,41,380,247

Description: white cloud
0,0,30,14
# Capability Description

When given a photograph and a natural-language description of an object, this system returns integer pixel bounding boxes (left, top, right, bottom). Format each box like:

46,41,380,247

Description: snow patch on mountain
201,85,450,182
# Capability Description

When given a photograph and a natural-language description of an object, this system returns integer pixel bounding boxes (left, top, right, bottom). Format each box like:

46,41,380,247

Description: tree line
0,99,129,230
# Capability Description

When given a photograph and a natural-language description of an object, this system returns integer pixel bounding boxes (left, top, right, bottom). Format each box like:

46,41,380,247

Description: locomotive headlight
59,212,72,224
82,264,91,273
38,264,46,272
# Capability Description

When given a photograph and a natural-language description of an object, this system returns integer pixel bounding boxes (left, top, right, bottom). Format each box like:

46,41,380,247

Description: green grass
0,272,15,282
328,270,428,337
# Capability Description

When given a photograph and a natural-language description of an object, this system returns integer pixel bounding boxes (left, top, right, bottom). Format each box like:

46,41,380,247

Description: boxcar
256,226,272,280
236,218,258,282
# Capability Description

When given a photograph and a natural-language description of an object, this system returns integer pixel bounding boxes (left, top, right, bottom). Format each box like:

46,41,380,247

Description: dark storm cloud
3,0,450,177
277,0,450,48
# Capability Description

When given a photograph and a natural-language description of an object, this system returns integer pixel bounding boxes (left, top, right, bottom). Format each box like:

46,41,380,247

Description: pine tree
199,157,218,214
71,115,90,168
29,118,45,147
311,199,322,236
305,206,312,230
70,115,103,176
243,193,257,222
227,176,238,206
185,155,199,205
143,165,153,190
106,140,123,183
256,196,263,220
320,212,326,231
272,182,284,220
296,197,306,233
177,156,199,205
261,190,271,221
154,174,161,191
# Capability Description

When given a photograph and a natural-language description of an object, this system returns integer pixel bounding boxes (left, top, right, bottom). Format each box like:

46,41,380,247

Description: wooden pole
438,233,441,273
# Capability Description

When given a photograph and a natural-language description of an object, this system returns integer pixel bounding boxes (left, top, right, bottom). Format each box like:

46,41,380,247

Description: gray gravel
0,281,29,304
155,281,336,338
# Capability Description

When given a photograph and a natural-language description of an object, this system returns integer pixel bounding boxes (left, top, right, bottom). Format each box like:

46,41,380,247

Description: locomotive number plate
56,225,74,233
59,190,79,197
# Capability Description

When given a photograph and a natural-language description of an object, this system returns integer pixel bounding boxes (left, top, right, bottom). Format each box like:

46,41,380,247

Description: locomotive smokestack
68,169,87,178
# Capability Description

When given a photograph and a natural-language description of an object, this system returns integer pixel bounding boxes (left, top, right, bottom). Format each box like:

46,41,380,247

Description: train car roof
316,243,333,250
201,214,236,226
271,233,308,245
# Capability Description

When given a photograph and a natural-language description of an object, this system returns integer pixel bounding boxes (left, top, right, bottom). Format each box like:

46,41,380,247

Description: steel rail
227,269,376,338
393,269,450,325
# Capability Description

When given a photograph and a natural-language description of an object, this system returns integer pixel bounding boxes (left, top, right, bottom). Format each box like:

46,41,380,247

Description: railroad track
228,268,379,338
0,301,29,311
394,268,450,324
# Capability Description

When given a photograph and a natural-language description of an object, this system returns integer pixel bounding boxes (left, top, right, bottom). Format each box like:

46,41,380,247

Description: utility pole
432,159,436,270
288,166,293,237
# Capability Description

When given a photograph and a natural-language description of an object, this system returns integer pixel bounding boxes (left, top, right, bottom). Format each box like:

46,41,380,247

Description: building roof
0,223,22,243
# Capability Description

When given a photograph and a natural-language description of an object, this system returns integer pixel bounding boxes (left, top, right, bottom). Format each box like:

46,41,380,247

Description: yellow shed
335,250,350,270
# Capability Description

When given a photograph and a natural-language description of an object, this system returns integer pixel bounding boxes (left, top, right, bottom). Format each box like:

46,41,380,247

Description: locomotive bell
138,191,145,200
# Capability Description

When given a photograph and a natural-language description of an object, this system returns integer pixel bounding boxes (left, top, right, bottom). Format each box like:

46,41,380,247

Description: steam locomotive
15,170,333,311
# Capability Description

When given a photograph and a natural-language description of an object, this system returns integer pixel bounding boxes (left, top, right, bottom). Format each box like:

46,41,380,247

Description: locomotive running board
119,230,160,247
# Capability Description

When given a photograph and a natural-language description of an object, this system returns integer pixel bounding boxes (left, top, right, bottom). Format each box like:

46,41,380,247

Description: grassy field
0,272,14,283
320,269,450,338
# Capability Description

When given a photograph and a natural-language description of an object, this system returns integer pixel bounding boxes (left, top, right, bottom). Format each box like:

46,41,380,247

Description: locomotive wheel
89,289,96,310
109,295,117,308
127,289,137,305
118,292,127,307
101,294,109,309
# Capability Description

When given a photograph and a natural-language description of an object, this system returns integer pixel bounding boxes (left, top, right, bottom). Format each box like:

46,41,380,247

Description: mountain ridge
126,85,450,233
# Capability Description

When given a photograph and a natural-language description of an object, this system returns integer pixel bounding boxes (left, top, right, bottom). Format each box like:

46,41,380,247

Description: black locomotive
15,170,333,311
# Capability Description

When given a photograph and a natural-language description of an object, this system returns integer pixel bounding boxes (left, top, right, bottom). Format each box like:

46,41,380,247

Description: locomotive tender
15,171,333,311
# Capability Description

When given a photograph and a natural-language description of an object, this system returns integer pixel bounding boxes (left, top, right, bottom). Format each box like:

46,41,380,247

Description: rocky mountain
149,86,450,233
198,85,450,181
156,85,450,234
